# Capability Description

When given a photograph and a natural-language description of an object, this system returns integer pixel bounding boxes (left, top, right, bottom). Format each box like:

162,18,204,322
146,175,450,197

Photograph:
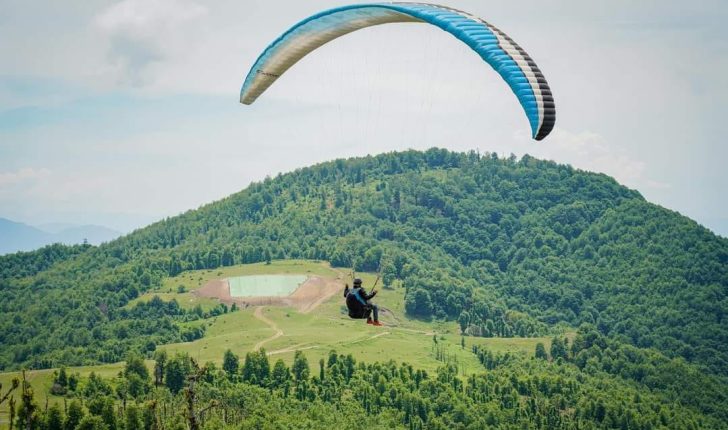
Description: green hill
1,149,727,428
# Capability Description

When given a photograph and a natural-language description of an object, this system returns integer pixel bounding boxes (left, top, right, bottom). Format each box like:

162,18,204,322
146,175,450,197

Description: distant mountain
0,217,121,255
36,222,79,234
0,218,50,254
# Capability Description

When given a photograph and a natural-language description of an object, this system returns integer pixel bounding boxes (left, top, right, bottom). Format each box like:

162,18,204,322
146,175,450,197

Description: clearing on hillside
195,273,343,313
229,274,307,297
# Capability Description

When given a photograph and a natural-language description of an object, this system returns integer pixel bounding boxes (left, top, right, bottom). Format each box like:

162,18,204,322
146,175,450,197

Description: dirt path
253,307,284,351
266,332,390,355
267,343,319,356
327,317,435,336
345,331,390,345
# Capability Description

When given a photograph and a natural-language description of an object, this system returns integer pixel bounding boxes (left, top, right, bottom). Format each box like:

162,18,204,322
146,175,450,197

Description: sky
1,0,726,236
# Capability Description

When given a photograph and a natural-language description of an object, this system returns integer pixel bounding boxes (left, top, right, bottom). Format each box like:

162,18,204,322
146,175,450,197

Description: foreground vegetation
5,329,728,429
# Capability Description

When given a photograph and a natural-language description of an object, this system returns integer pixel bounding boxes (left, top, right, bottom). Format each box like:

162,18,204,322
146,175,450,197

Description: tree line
5,341,726,429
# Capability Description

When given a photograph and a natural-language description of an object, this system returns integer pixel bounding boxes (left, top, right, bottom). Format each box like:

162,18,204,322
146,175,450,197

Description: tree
86,397,116,430
242,350,270,386
154,350,167,386
142,402,160,430
550,337,568,361
75,415,108,430
271,359,291,389
458,311,471,334
382,265,397,289
535,343,548,360
124,404,143,430
65,400,85,430
223,349,239,379
84,372,111,398
68,373,79,392
45,404,64,430
405,288,433,318
56,367,68,388
166,354,190,395
292,351,310,382
327,350,338,368
17,371,37,430
124,354,150,382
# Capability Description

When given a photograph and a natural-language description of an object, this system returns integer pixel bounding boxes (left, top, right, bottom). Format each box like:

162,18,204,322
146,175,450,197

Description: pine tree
57,367,68,388
271,359,291,389
550,337,568,361
458,311,471,334
165,355,189,395
124,404,143,430
154,351,167,386
292,351,310,382
17,371,38,430
101,397,117,430
223,349,239,379
46,404,64,430
65,400,85,430
76,415,106,430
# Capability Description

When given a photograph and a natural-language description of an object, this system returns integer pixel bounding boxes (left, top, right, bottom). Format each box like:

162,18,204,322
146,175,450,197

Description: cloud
95,0,207,86
516,128,670,191
0,167,51,188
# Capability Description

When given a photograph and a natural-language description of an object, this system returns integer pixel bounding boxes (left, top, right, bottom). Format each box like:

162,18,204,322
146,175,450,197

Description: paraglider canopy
240,2,555,141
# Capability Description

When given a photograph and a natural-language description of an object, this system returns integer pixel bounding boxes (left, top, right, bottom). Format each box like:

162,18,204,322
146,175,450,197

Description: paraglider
344,277,382,326
240,2,555,140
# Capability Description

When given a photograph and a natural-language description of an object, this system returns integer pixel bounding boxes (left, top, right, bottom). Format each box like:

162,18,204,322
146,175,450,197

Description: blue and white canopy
240,2,555,141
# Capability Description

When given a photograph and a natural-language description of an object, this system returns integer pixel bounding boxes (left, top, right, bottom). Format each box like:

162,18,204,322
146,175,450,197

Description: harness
346,286,369,318
348,287,367,305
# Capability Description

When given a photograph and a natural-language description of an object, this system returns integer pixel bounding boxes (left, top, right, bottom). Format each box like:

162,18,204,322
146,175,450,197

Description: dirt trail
253,307,284,351
267,332,390,355
327,317,435,336
267,343,319,356
345,331,390,345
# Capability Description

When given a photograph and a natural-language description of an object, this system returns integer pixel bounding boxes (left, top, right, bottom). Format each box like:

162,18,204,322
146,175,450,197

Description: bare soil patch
194,275,343,313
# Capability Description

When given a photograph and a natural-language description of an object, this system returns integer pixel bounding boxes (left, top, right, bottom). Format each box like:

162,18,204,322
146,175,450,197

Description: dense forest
1,149,727,427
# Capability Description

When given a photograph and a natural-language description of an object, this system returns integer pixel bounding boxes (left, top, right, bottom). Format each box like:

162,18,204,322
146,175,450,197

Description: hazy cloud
0,167,51,188
516,128,670,191
95,0,207,86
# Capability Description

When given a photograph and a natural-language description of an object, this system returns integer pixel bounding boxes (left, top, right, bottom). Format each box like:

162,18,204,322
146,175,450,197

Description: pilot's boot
366,318,373,325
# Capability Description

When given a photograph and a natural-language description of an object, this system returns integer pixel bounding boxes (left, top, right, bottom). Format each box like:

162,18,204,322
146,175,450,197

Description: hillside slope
1,149,726,375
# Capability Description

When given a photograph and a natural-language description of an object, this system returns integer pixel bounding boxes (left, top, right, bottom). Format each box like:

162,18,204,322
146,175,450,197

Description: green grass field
1,260,567,426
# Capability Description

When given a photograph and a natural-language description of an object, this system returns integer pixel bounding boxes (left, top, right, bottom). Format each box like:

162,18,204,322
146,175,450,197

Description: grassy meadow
1,260,562,426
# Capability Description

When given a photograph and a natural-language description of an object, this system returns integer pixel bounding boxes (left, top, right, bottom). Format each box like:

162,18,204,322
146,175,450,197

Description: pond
227,274,307,297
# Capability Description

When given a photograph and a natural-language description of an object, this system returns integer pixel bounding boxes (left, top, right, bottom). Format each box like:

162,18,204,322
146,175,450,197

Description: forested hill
1,148,726,380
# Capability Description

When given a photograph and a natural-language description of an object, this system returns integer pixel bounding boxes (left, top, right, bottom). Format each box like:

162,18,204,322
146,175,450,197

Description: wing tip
240,93,253,105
